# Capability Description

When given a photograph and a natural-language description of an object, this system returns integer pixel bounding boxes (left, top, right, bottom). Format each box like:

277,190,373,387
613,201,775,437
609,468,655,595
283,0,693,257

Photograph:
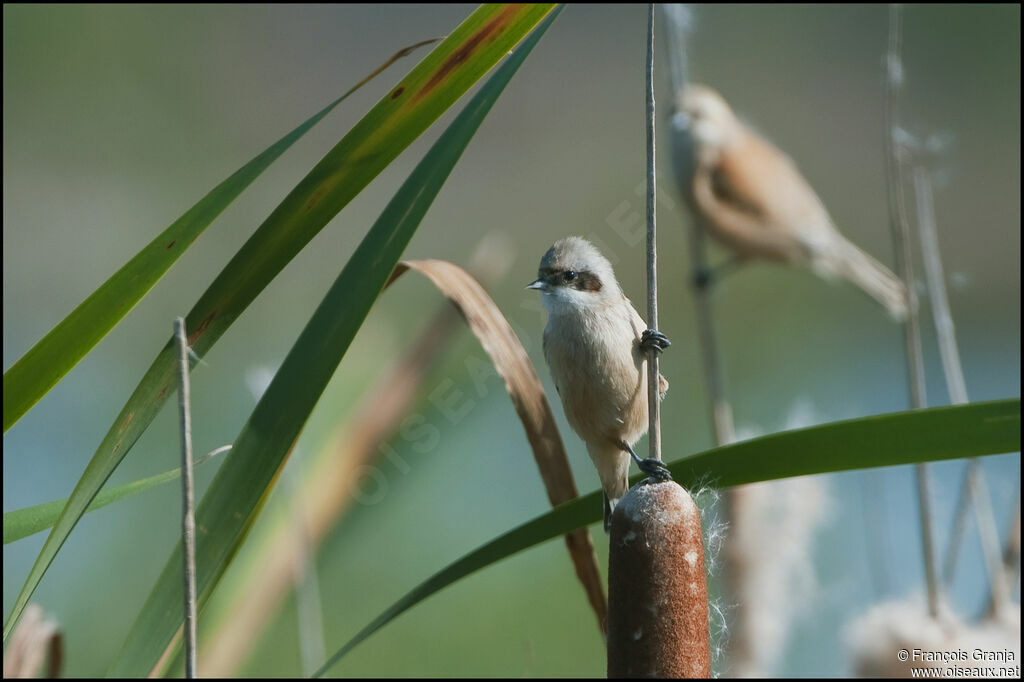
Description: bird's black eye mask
538,267,603,292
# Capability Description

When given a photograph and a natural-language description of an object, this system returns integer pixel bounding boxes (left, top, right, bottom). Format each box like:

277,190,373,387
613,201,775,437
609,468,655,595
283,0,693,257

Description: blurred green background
3,4,1019,677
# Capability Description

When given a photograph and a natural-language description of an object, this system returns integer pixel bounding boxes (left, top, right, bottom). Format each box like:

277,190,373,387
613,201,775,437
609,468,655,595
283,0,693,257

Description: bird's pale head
673,84,741,151
527,237,621,314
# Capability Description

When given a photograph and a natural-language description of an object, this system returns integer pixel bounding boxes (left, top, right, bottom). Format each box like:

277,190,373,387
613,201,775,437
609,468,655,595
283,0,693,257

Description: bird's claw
640,328,671,354
638,457,673,483
618,440,673,483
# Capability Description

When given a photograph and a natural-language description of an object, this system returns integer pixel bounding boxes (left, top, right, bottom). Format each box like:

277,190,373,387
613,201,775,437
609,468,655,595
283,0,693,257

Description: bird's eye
564,270,577,282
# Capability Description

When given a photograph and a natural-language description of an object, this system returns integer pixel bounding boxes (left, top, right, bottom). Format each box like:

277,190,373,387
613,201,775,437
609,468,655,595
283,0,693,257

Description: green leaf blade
317,398,1021,674
3,447,228,545
2,75,343,435
673,397,1022,488
107,8,561,676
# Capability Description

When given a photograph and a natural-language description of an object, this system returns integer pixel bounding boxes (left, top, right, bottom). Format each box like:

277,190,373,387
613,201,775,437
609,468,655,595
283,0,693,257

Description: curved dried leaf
391,259,607,632
307,259,610,681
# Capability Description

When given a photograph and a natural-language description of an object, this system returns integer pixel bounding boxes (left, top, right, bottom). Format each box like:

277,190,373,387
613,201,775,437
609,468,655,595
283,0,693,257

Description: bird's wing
626,301,647,341
692,160,803,263
713,132,839,251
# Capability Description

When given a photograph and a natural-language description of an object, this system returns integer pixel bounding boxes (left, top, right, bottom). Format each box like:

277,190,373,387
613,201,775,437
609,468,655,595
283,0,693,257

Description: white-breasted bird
528,237,670,532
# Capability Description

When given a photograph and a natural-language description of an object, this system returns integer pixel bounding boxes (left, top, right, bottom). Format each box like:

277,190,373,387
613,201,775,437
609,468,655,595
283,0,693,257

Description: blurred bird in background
672,84,908,320
528,237,670,532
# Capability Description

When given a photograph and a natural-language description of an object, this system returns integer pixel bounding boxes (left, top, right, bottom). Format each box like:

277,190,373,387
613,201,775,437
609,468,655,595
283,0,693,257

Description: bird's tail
817,237,908,321
602,494,616,534
587,441,630,534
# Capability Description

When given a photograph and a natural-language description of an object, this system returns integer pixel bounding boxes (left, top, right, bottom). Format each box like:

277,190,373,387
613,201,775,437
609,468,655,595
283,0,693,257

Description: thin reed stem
883,3,939,618
645,3,662,462
914,166,1008,611
661,4,734,447
174,317,198,678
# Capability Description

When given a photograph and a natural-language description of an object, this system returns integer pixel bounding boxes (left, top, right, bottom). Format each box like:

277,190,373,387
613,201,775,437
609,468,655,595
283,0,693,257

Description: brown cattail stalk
608,481,711,677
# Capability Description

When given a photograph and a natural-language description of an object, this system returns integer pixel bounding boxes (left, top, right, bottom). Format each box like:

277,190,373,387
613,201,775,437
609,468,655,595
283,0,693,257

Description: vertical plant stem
968,469,1011,611
883,3,939,618
661,4,734,448
613,11,711,675
944,465,975,582
174,318,198,678
913,168,967,404
661,4,688,99
645,3,662,463
914,167,1009,612
662,5,741,675
690,227,736,447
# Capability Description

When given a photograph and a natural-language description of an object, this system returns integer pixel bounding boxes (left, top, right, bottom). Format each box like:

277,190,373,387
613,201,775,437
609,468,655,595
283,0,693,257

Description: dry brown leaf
393,259,607,632
199,251,605,676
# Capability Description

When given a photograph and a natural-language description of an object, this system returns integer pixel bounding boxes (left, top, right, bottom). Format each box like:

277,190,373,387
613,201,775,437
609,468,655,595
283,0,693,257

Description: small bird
528,237,670,532
672,84,908,320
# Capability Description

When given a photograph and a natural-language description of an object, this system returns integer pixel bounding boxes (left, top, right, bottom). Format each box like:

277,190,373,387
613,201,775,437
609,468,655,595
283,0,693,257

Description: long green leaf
1,38,436,434
3,3,554,642
315,398,1021,675
2,447,229,545
107,9,561,676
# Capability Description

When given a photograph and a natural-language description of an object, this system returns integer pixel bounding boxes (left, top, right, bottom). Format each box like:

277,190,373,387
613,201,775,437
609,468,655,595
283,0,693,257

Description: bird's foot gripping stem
619,440,673,483
639,328,671,354
637,457,672,483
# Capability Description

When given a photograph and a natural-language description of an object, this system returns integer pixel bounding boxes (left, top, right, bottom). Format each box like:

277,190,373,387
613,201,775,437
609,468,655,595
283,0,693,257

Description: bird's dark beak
526,279,547,291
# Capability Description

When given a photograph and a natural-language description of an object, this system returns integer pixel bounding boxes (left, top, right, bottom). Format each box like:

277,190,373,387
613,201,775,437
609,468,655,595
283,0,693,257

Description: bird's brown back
707,130,836,263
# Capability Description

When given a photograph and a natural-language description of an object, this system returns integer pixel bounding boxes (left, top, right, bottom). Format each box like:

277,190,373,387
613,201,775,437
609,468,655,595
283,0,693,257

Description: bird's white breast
543,299,649,447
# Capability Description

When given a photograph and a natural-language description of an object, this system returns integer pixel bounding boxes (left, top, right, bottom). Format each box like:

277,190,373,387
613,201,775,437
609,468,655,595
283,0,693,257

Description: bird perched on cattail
672,84,908,320
528,237,670,532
